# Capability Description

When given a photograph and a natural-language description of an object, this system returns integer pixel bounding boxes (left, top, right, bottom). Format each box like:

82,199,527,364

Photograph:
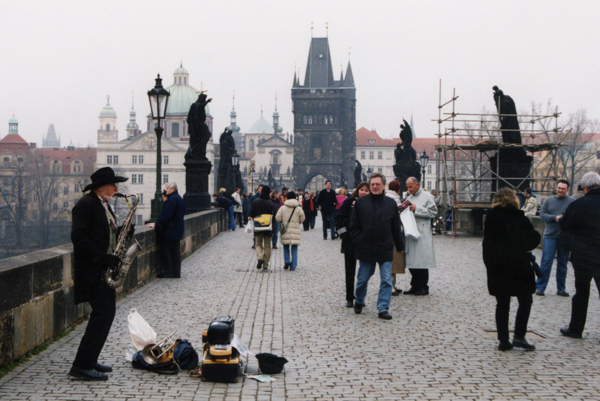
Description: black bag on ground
132,339,199,374
255,353,288,374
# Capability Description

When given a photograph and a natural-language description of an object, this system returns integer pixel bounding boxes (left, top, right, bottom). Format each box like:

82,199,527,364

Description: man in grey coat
403,177,438,296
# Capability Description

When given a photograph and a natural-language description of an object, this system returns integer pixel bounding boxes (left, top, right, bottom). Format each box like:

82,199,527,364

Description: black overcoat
482,207,540,296
71,192,114,304
335,196,356,256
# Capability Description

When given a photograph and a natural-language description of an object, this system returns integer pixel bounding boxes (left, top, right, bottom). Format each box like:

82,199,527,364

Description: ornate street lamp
420,150,429,186
231,149,240,167
147,74,170,220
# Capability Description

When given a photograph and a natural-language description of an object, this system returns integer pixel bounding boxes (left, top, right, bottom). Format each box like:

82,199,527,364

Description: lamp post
420,150,429,186
147,74,170,220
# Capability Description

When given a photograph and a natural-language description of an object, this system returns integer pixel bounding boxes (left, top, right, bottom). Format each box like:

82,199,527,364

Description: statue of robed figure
393,119,421,192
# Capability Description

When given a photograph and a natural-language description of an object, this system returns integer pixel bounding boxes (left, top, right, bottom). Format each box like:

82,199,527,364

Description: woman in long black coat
483,188,541,351
335,182,370,308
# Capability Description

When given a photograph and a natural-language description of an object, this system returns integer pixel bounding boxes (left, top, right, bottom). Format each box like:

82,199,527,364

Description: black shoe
378,311,393,320
413,288,429,296
403,288,416,295
560,327,582,338
257,259,263,269
284,262,290,270
535,290,545,296
557,290,570,297
391,290,401,296
323,237,328,240
354,303,364,314
513,336,535,350
346,301,354,308
498,341,513,351
94,362,113,373
251,245,255,249
272,245,278,249
69,366,108,381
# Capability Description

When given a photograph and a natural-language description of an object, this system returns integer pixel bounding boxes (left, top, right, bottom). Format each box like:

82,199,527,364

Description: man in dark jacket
249,185,276,271
349,173,404,320
559,172,600,339
147,182,185,278
69,167,129,381
318,180,338,240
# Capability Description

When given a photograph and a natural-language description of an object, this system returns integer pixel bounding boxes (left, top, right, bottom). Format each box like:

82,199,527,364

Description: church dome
165,65,210,116
9,116,18,124
99,102,116,118
174,65,189,75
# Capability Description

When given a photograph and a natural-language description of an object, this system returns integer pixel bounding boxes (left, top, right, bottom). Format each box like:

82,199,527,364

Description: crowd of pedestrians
213,170,600,348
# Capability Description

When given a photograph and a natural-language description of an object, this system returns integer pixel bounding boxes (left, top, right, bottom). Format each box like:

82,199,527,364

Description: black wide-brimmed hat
83,167,128,192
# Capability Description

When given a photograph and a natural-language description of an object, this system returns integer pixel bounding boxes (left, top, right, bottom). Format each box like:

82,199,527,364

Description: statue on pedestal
183,93,213,212
393,119,421,192
218,128,235,191
354,160,362,188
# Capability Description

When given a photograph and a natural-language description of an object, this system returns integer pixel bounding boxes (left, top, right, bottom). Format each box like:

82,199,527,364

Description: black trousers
344,253,357,303
73,281,116,370
159,239,182,278
569,262,600,334
409,268,429,291
495,293,532,342
235,212,244,227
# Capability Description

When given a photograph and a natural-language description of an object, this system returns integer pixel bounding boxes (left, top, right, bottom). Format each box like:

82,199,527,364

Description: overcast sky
1,0,599,148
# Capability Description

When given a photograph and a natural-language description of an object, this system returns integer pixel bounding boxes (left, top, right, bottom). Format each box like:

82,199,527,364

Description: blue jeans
354,260,393,313
536,238,569,292
283,244,298,270
322,211,337,238
272,221,279,245
228,205,235,230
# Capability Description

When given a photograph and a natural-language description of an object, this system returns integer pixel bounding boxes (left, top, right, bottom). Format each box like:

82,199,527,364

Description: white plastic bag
401,208,420,240
245,221,254,234
128,308,157,352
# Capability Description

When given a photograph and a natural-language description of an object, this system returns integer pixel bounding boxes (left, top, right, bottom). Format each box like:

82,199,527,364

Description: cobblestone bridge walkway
1,219,600,400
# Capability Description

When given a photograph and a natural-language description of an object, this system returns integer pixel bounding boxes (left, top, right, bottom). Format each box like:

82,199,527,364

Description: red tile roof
0,134,29,144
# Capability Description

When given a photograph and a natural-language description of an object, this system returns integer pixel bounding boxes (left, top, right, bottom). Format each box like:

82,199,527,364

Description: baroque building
291,36,356,190
96,64,215,223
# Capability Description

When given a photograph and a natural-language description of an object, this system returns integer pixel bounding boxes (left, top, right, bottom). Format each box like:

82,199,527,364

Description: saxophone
102,192,144,289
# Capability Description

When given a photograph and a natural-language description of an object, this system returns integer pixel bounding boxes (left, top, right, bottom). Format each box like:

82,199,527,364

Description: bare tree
532,102,599,194
0,153,32,247
30,155,65,248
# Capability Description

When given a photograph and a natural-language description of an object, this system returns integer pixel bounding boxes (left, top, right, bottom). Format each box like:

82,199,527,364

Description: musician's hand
146,223,156,228
99,254,121,268
126,224,135,242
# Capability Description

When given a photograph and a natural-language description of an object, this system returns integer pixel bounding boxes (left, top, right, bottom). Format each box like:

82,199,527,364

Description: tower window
106,123,110,131
303,115,307,125
132,155,137,164
163,155,169,164
311,136,322,159
249,139,255,152
171,122,180,138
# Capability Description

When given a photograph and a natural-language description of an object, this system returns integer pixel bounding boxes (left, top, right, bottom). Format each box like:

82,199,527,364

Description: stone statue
393,119,421,191
399,119,413,152
186,93,212,161
218,128,235,173
493,86,522,144
354,160,362,187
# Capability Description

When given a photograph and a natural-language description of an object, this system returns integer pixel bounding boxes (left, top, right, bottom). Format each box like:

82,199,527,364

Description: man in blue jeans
536,179,575,296
349,173,404,320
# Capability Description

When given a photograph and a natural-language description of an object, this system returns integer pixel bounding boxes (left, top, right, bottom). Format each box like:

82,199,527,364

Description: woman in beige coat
276,191,306,270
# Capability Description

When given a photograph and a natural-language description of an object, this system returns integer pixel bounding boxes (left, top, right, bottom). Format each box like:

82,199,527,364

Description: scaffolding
433,81,563,236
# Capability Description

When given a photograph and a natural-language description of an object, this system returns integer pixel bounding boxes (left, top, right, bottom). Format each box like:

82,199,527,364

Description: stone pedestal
184,159,213,213
490,148,532,194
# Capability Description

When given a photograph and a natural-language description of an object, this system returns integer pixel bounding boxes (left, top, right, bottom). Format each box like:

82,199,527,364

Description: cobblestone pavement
2,218,600,400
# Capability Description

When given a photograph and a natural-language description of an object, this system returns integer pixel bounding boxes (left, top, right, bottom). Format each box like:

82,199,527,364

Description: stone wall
0,209,225,368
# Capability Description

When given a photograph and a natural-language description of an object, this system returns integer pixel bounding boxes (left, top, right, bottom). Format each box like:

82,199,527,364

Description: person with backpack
276,191,305,271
